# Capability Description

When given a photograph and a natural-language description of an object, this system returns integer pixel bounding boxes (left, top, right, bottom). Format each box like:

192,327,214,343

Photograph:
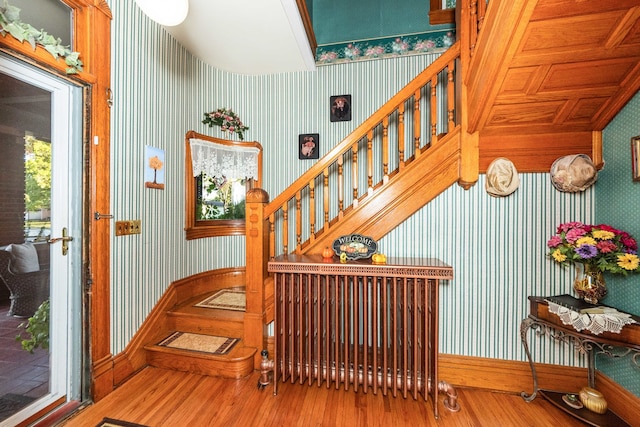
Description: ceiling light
135,0,189,27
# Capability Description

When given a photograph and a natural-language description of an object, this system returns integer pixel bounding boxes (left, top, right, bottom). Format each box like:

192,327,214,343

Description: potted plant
15,299,49,353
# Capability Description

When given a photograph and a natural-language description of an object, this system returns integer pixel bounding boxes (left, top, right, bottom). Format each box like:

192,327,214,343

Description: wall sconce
135,0,189,26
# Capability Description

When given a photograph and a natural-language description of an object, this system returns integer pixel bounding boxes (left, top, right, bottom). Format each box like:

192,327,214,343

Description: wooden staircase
143,287,254,379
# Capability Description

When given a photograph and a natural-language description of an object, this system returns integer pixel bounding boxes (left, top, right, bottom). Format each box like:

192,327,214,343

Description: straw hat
550,154,597,192
485,158,520,197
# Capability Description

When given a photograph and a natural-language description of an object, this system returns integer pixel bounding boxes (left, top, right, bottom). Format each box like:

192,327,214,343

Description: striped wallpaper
109,0,596,375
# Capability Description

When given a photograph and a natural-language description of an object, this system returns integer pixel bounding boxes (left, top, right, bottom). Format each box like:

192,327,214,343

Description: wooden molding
439,353,639,425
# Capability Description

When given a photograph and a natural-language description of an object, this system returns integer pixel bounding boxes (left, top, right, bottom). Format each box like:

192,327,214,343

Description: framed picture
330,95,351,122
145,145,165,190
299,133,319,160
632,136,640,182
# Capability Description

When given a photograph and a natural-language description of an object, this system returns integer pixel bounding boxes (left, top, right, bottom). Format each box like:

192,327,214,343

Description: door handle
49,227,74,256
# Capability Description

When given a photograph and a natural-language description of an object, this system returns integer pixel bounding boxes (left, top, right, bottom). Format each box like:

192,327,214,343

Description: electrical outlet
115,220,142,236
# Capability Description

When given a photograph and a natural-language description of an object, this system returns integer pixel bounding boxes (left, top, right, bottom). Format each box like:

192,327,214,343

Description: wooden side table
520,295,640,426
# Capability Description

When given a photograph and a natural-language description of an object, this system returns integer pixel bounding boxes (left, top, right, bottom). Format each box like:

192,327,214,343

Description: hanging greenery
15,299,50,353
0,1,83,74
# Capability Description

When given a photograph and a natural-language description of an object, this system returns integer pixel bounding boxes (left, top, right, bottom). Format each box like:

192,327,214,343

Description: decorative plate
332,234,378,260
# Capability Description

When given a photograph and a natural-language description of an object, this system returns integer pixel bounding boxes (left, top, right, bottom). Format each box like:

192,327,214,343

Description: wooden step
167,290,245,338
144,335,255,379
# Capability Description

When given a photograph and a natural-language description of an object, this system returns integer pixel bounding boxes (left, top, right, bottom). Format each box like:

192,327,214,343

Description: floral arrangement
202,108,249,140
547,221,640,275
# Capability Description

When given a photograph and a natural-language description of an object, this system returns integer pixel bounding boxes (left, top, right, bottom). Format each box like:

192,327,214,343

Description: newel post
245,188,270,368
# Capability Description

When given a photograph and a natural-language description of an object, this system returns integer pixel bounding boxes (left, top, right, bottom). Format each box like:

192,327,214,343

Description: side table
520,295,640,426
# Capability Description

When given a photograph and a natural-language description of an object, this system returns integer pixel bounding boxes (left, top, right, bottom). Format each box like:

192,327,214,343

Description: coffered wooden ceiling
466,0,640,138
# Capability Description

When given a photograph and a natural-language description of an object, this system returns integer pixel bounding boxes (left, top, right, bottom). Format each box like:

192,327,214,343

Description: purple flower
576,244,598,259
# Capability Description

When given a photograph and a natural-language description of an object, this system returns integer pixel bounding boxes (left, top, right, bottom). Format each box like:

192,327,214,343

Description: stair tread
170,286,246,320
145,333,255,362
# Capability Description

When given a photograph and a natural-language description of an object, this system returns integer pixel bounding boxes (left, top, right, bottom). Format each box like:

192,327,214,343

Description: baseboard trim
439,353,639,425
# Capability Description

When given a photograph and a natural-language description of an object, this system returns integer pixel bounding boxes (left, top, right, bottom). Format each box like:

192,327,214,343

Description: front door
0,53,83,425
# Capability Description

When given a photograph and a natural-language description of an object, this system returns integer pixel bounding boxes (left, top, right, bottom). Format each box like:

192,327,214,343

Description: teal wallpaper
313,0,451,44
597,90,640,396
313,0,455,65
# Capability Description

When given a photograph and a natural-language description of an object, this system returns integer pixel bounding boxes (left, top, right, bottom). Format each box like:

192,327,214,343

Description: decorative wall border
316,29,455,66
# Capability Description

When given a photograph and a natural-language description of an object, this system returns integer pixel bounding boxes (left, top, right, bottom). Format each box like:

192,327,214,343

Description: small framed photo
330,95,351,122
632,136,640,182
299,133,319,160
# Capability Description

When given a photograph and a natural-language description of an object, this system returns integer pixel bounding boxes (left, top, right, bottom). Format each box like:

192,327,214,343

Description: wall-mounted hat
485,157,520,197
550,154,597,193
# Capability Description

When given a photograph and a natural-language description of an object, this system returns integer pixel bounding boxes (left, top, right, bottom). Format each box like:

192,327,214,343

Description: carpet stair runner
144,287,255,379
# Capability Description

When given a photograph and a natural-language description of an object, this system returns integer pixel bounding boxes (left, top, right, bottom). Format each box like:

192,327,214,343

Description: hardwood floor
58,367,586,427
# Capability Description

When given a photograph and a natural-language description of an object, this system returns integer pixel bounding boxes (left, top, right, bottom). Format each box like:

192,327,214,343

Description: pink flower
565,227,587,243
596,241,617,253
547,236,563,248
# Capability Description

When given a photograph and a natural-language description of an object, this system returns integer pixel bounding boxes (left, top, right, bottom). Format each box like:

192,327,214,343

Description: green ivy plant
15,299,50,353
0,1,83,74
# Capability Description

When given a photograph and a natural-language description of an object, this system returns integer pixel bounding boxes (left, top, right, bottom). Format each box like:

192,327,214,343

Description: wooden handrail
264,42,460,219
263,42,461,257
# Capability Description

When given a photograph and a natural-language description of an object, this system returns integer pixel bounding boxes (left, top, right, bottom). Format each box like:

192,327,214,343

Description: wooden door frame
0,0,113,401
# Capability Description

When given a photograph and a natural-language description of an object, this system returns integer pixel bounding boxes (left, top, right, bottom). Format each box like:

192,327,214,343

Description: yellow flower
617,253,639,271
592,229,615,240
552,249,567,262
575,236,597,246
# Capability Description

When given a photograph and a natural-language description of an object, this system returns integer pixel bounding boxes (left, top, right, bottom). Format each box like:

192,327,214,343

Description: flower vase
573,264,607,304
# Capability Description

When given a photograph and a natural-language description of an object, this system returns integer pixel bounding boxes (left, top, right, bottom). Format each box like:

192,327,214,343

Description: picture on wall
330,95,351,122
632,136,640,182
145,145,165,189
299,133,319,160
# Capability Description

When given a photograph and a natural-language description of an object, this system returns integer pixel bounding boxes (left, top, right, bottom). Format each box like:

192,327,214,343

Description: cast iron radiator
261,255,459,419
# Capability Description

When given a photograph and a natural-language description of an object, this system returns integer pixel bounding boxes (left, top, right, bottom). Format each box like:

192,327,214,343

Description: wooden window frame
184,130,263,240
429,0,455,25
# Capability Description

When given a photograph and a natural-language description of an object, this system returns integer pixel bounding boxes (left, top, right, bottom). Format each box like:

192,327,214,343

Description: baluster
414,90,421,157
447,61,455,132
295,190,302,250
323,168,329,230
367,130,373,192
269,214,275,260
282,202,288,255
352,142,359,207
309,179,316,240
337,157,344,217
382,116,389,183
478,0,486,31
398,105,405,169
470,0,479,57
430,75,438,142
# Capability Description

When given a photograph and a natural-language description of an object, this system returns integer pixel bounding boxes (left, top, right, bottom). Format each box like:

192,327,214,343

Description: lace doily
546,300,637,335
190,138,259,180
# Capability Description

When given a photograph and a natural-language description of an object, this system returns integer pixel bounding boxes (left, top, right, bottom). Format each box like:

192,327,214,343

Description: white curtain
189,138,259,180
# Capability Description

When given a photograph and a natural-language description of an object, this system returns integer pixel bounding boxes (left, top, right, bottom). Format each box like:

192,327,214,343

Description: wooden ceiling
465,0,640,171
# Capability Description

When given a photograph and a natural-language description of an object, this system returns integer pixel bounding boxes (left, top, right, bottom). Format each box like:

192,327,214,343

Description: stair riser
168,316,244,338
146,350,253,379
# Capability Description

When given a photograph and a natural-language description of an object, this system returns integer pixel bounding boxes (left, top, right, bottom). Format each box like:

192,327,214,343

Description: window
429,0,455,25
185,131,262,239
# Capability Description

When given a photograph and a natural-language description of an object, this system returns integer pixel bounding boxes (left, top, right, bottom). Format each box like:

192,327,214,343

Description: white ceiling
159,0,316,75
